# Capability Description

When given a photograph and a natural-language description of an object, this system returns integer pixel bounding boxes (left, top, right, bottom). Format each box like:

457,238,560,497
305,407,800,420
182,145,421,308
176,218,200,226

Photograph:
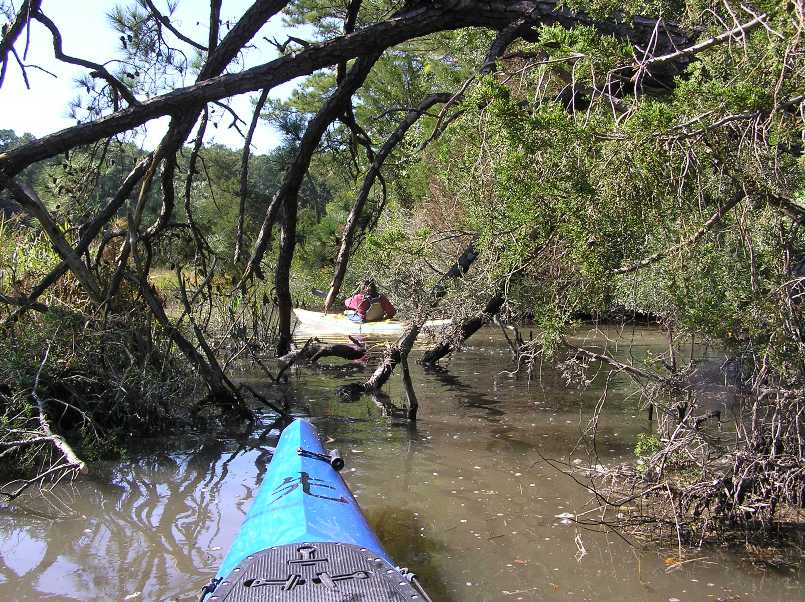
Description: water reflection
0,326,802,601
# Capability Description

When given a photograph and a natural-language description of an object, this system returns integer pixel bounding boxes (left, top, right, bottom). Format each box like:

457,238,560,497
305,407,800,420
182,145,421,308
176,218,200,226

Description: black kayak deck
206,542,424,601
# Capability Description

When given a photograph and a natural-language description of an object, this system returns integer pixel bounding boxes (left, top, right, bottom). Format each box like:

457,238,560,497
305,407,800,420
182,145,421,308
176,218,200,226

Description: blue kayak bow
201,419,432,601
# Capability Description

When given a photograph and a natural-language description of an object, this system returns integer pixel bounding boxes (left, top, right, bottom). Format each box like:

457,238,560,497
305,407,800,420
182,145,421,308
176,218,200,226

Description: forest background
0,0,803,547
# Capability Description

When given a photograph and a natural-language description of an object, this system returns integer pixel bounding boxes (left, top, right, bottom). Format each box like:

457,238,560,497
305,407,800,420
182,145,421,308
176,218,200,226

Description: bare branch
141,0,207,51
0,0,42,88
33,9,140,108
235,87,270,264
636,12,766,71
31,346,86,473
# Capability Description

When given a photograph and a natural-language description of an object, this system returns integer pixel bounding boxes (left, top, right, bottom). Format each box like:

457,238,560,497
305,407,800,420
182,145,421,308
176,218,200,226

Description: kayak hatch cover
201,418,431,601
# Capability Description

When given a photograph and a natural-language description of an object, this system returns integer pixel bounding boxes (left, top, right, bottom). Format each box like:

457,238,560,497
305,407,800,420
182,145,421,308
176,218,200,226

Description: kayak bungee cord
200,419,433,601
412,575,435,602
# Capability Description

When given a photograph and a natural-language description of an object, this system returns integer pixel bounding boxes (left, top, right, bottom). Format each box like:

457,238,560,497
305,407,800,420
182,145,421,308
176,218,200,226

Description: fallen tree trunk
421,290,506,366
355,236,484,392
363,321,423,391
278,337,367,366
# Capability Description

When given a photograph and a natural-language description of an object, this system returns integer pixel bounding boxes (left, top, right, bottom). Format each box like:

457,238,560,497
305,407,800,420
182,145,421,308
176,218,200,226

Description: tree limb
361,239,482,391
766,192,805,227
33,9,140,108
2,177,104,301
142,0,207,51
234,87,270,263
421,289,505,365
0,0,42,88
613,191,746,275
264,53,383,355
636,13,766,71
0,2,693,179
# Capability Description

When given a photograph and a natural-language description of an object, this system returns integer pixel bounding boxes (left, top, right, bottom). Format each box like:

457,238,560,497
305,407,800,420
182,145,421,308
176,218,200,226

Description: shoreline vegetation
1,0,803,559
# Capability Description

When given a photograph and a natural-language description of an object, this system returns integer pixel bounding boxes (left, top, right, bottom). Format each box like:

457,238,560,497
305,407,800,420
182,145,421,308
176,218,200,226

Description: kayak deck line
203,419,431,601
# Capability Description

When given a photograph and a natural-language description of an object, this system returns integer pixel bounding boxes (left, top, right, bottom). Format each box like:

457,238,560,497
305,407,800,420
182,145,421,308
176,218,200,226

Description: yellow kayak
292,308,451,336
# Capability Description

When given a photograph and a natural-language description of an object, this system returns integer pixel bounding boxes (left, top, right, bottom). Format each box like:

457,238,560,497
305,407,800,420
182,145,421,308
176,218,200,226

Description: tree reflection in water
0,434,277,601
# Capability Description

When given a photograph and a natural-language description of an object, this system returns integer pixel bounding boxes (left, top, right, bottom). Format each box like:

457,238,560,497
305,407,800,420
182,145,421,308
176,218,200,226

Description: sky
0,0,303,153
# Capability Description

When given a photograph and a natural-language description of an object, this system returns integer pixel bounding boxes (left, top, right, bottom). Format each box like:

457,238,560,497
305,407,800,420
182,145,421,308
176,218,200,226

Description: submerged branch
0,345,86,501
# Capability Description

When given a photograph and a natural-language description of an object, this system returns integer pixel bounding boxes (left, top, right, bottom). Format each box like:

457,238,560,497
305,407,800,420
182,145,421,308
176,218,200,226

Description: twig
637,13,766,70
613,191,745,274
142,0,207,51
33,10,140,107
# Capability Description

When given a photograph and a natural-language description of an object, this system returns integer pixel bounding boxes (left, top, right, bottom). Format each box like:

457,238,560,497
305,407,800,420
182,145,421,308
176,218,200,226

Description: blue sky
0,0,301,153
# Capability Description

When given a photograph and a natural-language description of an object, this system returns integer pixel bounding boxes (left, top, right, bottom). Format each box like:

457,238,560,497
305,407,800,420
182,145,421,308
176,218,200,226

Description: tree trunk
275,207,297,355
324,92,453,312
421,290,506,366
263,53,382,355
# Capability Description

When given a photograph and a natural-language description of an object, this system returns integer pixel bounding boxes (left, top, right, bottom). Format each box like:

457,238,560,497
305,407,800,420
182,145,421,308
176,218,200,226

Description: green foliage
562,0,688,21
634,432,663,458
390,1,804,381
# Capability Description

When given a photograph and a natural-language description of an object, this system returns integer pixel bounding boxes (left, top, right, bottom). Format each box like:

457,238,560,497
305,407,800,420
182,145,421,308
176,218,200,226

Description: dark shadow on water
429,367,506,418
364,505,453,602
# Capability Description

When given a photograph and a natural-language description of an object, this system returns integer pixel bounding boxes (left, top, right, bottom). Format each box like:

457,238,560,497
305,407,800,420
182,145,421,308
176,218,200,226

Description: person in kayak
344,279,396,322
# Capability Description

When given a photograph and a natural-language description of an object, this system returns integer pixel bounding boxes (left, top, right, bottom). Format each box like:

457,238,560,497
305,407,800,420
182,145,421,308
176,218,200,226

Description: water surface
0,326,802,601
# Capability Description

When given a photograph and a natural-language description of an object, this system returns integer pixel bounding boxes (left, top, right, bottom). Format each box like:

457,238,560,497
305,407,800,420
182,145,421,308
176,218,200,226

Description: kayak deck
214,419,391,579
293,308,451,336
206,542,423,601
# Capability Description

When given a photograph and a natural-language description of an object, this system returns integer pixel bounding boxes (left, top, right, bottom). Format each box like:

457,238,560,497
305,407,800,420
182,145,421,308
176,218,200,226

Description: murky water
1,327,802,601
